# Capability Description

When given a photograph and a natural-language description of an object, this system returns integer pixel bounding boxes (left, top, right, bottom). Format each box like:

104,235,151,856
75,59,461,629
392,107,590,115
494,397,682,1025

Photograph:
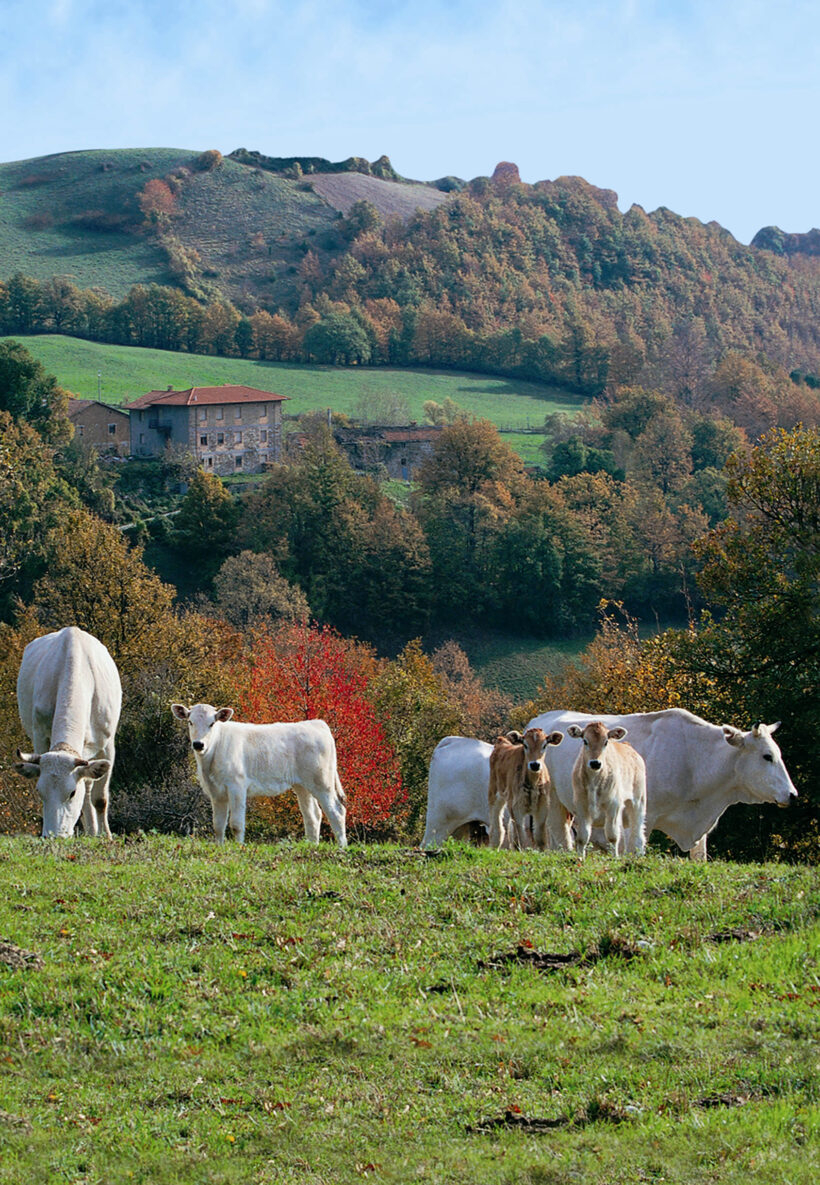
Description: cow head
172,703,234,754
721,721,797,807
567,721,627,771
522,727,563,774
15,749,111,838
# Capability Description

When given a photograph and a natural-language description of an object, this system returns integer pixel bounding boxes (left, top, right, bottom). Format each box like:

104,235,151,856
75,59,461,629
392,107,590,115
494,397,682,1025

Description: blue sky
2,0,817,243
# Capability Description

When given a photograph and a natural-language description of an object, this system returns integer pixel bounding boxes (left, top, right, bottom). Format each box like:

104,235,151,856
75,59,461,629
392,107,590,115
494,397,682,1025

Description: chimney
167,384,173,391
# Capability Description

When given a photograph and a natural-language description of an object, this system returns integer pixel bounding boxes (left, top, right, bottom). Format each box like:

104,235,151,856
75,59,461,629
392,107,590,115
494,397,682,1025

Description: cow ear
15,761,40,779
505,730,524,744
547,731,563,746
171,704,190,720
76,759,111,780
567,725,583,738
608,726,627,741
215,707,234,722
722,725,744,747
768,721,781,734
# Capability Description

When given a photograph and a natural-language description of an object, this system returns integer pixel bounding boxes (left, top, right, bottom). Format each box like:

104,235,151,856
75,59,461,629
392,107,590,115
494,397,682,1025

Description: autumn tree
172,469,240,581
0,412,77,618
213,551,309,628
0,339,72,445
241,622,406,838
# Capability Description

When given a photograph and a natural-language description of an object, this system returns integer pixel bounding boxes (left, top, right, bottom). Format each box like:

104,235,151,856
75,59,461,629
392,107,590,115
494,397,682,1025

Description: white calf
172,704,347,847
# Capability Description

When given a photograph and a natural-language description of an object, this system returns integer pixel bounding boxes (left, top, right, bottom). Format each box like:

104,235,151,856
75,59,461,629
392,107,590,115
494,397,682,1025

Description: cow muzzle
192,741,205,752
588,759,602,771
528,761,541,773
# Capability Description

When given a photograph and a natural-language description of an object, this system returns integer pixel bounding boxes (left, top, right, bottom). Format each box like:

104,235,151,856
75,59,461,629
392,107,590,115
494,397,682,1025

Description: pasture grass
3,335,581,434
0,837,818,1183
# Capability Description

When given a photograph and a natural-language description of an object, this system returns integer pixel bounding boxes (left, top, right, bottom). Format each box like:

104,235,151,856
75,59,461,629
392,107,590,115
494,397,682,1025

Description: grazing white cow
528,708,797,860
567,722,646,858
15,627,121,838
422,736,494,848
171,704,347,847
488,728,563,850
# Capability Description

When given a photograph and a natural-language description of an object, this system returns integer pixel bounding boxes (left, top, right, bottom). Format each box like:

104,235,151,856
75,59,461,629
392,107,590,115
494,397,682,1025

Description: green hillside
6,334,580,427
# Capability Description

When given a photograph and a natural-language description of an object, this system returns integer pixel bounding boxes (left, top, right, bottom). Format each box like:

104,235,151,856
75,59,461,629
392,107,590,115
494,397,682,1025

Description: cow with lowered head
15,627,122,838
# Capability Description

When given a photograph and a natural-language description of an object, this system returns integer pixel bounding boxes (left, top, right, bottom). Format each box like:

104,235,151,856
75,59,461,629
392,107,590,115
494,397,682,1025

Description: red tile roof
68,398,129,418
126,385,288,410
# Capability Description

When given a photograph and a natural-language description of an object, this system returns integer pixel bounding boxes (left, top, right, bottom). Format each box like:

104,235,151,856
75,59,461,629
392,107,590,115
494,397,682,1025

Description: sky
2,0,817,244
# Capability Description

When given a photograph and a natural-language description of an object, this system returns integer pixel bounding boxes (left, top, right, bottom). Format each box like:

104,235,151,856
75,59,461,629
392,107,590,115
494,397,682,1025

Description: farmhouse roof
125,385,289,410
68,398,130,418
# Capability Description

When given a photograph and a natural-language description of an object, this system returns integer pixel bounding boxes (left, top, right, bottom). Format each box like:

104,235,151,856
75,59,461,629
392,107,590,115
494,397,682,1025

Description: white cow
529,708,797,860
171,704,347,847
422,736,494,848
15,627,121,838
567,721,646,858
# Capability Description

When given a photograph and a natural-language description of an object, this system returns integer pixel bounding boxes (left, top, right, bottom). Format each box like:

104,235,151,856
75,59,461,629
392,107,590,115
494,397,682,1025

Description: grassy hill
0,837,817,1184
6,334,580,429
0,148,449,307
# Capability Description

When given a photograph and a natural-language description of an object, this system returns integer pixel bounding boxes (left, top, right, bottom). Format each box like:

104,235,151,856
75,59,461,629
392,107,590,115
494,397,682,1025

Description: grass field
6,335,581,430
0,837,817,1184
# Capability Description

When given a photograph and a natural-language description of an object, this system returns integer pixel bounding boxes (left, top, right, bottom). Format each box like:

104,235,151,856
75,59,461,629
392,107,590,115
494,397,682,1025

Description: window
234,431,243,444
77,424,84,437
260,429,268,443
217,432,224,445
234,407,243,420
235,454,243,469
108,423,117,435
199,408,207,422
203,456,213,468
260,404,268,420
216,407,224,421
139,433,145,444
200,434,208,446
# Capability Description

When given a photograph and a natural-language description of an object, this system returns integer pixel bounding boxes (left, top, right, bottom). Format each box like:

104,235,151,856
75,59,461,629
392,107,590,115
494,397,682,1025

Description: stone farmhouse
332,423,443,480
126,385,288,475
67,399,131,457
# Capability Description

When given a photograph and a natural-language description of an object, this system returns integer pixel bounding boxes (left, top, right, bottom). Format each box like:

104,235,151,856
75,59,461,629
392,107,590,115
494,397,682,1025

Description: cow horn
16,748,40,764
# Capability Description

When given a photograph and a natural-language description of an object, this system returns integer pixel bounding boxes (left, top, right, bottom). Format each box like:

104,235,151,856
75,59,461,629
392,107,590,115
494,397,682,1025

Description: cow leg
547,791,574,851
90,745,114,839
511,804,534,850
294,786,322,844
488,795,507,849
689,835,708,862
307,784,348,849
603,810,623,856
210,790,229,842
81,783,98,837
228,789,247,843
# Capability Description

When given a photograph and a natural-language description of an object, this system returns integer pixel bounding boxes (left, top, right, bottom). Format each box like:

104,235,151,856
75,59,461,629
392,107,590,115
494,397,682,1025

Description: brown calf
488,728,563,850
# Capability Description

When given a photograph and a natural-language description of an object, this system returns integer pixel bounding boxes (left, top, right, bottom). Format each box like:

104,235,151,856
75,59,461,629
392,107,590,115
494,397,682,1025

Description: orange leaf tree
241,622,406,839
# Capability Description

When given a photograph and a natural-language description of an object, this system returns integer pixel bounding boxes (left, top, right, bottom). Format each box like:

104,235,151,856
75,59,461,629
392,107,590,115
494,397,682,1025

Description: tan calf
567,721,647,858
488,728,563,850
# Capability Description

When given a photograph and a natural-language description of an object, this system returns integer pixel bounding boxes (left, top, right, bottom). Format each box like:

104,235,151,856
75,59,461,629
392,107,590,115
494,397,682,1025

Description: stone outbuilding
332,423,443,480
67,399,131,457
126,385,288,474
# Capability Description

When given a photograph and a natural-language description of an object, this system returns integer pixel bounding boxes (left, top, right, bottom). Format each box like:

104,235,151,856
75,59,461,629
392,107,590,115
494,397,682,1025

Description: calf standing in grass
567,722,646,858
171,704,347,847
488,728,563,850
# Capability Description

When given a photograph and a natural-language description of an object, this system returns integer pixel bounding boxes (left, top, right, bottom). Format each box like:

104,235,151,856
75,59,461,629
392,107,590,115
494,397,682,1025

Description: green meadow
0,837,817,1184
4,335,581,432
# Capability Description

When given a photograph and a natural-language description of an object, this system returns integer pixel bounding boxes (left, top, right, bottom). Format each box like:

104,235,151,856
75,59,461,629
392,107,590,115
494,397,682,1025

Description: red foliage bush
241,622,406,839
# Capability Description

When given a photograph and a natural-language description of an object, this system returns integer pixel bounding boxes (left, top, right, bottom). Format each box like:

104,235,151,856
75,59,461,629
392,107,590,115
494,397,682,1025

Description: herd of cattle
12,627,798,859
